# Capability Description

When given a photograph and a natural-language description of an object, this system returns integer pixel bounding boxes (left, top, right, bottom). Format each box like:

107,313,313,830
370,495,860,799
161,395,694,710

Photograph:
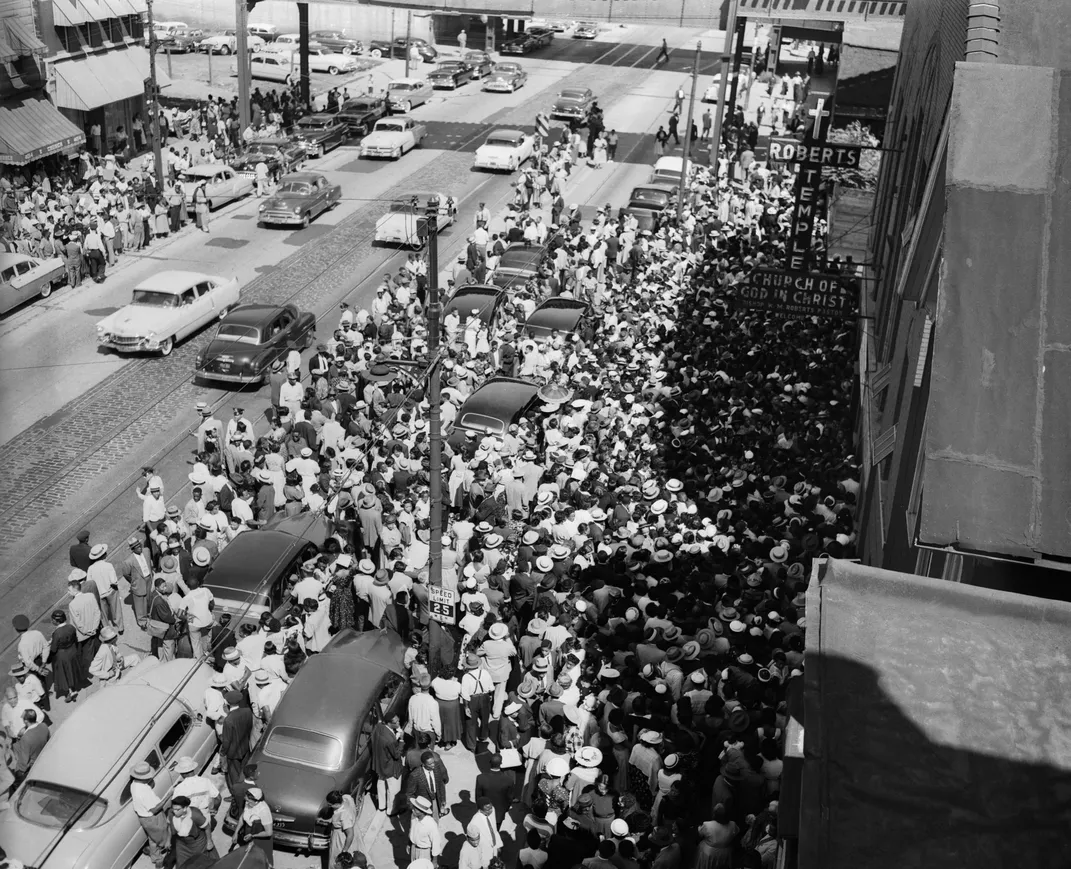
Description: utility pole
676,41,701,223
726,16,747,128
298,2,311,111
708,0,740,170
144,0,165,193
426,212,442,588
235,0,250,134
404,10,412,77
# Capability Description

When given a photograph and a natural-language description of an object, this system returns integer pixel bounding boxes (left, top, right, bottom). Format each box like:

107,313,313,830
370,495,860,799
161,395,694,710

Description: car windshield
492,64,518,73
263,725,343,770
376,122,405,132
215,323,261,344
18,781,107,829
560,90,586,100
278,182,313,195
632,189,670,206
342,100,376,112
387,83,414,92
247,146,278,157
485,136,520,148
459,413,504,435
298,119,329,130
131,289,179,307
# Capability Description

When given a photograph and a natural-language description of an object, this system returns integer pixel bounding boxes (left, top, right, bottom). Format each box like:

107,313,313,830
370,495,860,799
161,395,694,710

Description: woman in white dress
592,134,608,169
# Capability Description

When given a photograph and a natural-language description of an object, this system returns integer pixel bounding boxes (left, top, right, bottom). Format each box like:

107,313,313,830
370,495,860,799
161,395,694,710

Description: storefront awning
800,559,1071,869
1,17,47,59
52,47,170,112
0,93,85,165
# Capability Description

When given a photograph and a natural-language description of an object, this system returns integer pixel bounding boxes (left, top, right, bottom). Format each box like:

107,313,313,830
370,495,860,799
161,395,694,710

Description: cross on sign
809,99,830,123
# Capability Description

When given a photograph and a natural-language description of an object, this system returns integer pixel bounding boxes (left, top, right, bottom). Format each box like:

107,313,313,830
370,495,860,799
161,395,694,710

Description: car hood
231,154,271,170
262,194,307,208
428,69,455,78
338,108,377,120
294,129,333,141
362,130,403,145
98,305,176,335
253,757,347,823
486,73,515,82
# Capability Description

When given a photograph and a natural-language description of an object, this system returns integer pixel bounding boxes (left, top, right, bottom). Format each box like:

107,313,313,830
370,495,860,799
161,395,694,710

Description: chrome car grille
260,206,301,222
110,335,147,347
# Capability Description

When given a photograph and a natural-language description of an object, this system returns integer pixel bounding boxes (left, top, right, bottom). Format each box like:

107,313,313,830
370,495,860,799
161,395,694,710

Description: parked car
97,270,241,357
523,298,590,341
491,242,548,290
650,155,687,185
618,182,677,230
336,95,388,137
385,77,434,112
263,32,301,53
301,46,359,75
231,138,306,181
482,61,527,92
573,21,599,38
178,163,255,212
473,128,534,172
311,29,363,54
291,114,348,156
248,52,295,84
160,28,205,52
368,36,437,62
250,629,410,851
360,116,427,159
551,86,595,123
374,191,455,247
444,285,507,328
526,26,554,46
446,376,541,448
196,303,316,384
428,60,474,89
248,22,279,42
0,252,65,315
501,34,537,55
0,659,217,869
201,30,264,54
257,171,341,228
198,526,317,620
461,50,493,78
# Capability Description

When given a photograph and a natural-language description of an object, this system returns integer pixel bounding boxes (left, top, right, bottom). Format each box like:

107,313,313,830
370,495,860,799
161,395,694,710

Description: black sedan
336,95,388,137
368,36,437,62
444,285,507,328
195,302,315,384
523,298,590,341
461,50,493,78
551,87,595,124
501,34,537,55
527,26,555,47
310,29,363,54
428,60,474,89
251,630,410,851
491,242,549,290
447,376,542,448
292,113,348,157
231,138,305,181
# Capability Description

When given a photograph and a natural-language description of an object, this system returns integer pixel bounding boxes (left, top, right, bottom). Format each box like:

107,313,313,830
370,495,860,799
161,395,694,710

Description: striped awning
2,18,47,58
51,47,170,112
0,93,85,165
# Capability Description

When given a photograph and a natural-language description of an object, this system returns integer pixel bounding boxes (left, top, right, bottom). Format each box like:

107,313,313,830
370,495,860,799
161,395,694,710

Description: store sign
429,585,457,625
737,269,857,318
769,138,862,168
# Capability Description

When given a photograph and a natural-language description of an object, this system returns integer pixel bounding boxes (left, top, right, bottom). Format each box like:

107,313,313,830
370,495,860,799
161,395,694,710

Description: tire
370,48,382,58
301,213,310,228
392,147,401,159
220,44,231,55
402,100,412,113
342,46,353,55
329,65,340,75
508,158,517,172
316,144,324,158
159,337,174,357
41,281,54,298
283,74,293,86
218,305,231,320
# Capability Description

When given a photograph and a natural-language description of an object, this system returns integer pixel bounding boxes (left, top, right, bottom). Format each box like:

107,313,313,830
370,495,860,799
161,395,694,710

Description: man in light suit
118,537,153,627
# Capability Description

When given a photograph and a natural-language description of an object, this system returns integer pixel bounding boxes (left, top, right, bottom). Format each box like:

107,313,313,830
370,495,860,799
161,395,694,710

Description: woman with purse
231,786,274,862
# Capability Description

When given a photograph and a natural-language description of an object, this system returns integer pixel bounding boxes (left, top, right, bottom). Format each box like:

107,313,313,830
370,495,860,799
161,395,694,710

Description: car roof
487,128,525,139
458,377,540,421
181,163,231,177
279,171,326,183
221,303,290,327
134,270,221,292
268,630,405,732
499,243,546,264
28,660,210,791
444,286,503,317
0,253,33,268
301,114,337,122
654,156,685,171
247,138,289,147
526,298,588,335
560,88,590,96
389,77,424,85
202,529,309,595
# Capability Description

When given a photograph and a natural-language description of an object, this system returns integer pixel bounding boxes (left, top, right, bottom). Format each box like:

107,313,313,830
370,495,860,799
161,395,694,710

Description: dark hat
224,690,244,705
76,529,90,542
11,614,30,632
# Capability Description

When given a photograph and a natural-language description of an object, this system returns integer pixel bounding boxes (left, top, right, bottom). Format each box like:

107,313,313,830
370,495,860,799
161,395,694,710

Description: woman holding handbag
230,786,274,862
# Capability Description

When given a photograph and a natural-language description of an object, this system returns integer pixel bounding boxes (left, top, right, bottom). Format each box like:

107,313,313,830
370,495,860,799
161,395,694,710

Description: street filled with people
3,82,859,869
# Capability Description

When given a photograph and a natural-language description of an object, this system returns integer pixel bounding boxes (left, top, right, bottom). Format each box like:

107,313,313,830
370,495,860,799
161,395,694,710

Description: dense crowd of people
3,72,859,869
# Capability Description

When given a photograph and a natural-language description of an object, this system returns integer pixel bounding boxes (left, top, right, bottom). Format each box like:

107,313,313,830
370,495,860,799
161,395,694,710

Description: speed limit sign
429,585,457,625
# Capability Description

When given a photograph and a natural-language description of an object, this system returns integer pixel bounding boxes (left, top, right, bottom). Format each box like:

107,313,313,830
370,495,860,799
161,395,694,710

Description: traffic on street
0,12,856,869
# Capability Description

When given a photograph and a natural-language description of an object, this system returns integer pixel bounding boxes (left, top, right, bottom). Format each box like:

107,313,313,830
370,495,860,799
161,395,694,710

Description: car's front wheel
370,48,382,58
402,100,412,113
342,46,353,55
393,147,402,159
41,281,54,298
301,213,311,228
219,44,231,55
329,65,340,75
159,337,174,357
283,74,293,86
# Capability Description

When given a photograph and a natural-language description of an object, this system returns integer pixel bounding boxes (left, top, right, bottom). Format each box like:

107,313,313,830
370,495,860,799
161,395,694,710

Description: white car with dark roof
473,128,535,172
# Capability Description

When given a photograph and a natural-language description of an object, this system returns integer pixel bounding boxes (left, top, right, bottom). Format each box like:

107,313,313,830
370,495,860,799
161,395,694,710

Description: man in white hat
407,795,443,864
129,762,172,868
172,755,221,823
86,542,123,633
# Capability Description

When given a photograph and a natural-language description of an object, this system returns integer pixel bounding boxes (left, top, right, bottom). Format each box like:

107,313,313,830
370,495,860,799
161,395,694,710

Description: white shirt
181,587,214,630
173,775,219,815
131,780,161,817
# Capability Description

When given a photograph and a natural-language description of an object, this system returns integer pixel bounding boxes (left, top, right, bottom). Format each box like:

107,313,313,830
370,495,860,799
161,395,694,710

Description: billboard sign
737,269,857,318
769,137,862,168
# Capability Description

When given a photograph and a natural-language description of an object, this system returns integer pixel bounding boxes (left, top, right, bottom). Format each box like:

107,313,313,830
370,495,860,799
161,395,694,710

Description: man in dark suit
219,691,253,792
404,750,449,818
475,752,515,823
13,709,50,781
70,529,93,571
371,715,404,815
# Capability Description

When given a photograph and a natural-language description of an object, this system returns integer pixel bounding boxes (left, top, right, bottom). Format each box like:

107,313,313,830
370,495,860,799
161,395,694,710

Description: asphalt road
0,21,727,869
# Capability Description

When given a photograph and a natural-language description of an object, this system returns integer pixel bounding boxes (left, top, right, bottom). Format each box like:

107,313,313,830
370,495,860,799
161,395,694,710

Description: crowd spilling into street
2,73,858,869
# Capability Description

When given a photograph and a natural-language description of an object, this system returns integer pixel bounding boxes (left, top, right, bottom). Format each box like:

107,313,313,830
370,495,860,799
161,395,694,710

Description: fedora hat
130,761,155,781
526,618,547,635
410,795,433,814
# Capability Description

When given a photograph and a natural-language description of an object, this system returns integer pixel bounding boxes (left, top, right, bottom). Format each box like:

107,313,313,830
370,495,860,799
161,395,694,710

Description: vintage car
311,29,363,54
474,128,535,172
385,77,434,113
368,36,437,62
0,252,65,315
248,52,295,83
619,182,677,230
446,376,541,448
501,33,537,55
650,155,687,185
336,95,388,137
263,32,302,53
551,86,595,123
461,50,493,78
231,138,306,180
273,44,358,75
248,22,279,41
159,28,205,52
443,285,507,328
291,114,348,156
178,163,254,212
482,61,528,92
573,21,599,38
428,60,474,89
250,630,409,851
360,116,427,159
523,298,590,341
491,242,549,290
201,29,264,54
374,191,455,247
526,26,555,46
257,171,341,228
0,659,217,869
199,526,317,621
97,270,241,357
195,303,316,384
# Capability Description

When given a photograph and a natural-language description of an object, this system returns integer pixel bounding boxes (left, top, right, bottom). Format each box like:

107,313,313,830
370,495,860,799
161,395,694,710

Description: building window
79,23,103,47
123,15,144,39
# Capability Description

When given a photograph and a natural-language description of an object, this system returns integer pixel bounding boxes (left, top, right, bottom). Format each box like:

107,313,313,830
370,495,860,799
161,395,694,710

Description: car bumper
474,158,511,171
197,367,263,384
258,209,304,225
429,80,454,88
551,109,583,120
271,827,329,851
361,146,399,157
98,336,166,353
483,81,514,92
